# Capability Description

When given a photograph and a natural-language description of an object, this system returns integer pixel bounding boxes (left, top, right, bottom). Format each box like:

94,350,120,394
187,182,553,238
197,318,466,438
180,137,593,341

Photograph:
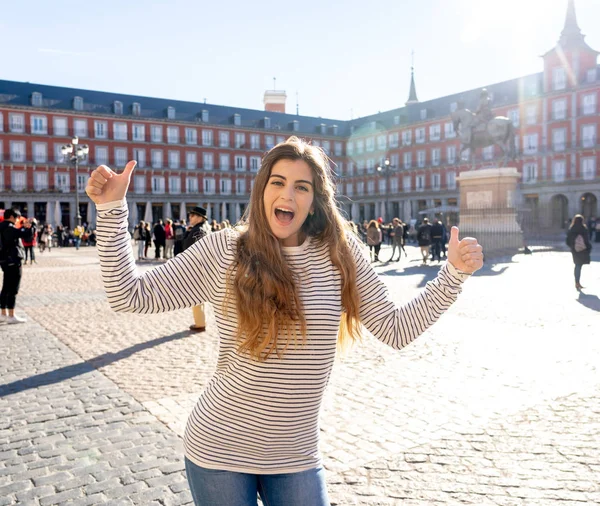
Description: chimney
264,90,287,113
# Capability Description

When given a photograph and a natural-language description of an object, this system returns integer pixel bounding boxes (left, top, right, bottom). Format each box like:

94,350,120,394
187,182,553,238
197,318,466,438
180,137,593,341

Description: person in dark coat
417,218,433,265
566,214,592,291
153,220,166,259
183,207,209,332
430,218,444,262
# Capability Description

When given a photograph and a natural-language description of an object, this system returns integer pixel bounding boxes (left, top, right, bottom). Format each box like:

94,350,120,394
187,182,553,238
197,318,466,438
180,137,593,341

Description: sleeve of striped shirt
95,199,232,314
348,234,469,350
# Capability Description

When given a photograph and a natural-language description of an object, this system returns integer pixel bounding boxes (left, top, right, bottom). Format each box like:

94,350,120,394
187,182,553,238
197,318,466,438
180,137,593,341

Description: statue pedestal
457,168,523,255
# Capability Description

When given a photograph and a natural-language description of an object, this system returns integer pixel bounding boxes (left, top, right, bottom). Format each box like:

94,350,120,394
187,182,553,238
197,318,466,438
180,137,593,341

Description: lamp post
61,136,89,228
377,158,396,222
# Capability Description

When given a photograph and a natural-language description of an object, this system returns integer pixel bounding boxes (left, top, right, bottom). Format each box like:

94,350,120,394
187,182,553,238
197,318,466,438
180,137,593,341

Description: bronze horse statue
451,108,516,167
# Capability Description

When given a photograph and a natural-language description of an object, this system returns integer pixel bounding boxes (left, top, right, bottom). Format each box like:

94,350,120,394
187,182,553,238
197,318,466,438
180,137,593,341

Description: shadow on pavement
576,291,600,312
0,330,190,398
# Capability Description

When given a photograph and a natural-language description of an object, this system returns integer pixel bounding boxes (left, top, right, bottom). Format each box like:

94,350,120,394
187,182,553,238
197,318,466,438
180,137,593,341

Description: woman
164,219,175,259
86,137,483,506
21,218,37,264
566,214,592,290
133,220,146,260
366,219,382,262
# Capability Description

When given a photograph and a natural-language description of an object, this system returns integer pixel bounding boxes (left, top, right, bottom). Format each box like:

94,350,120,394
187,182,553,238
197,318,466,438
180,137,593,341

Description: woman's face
263,159,315,247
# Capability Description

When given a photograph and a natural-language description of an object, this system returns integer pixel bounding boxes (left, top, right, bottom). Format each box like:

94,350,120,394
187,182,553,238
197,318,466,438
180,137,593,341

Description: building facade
0,0,597,230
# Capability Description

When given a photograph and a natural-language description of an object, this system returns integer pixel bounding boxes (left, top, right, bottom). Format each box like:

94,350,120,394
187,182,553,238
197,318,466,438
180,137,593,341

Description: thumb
450,226,460,245
122,160,137,177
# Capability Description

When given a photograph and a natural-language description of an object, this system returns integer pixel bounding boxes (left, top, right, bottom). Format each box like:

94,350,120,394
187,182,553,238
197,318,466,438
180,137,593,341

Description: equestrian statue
451,88,516,168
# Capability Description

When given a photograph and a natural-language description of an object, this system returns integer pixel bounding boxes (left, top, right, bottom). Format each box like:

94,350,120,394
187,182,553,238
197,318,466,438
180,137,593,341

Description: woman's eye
297,185,309,192
271,180,283,186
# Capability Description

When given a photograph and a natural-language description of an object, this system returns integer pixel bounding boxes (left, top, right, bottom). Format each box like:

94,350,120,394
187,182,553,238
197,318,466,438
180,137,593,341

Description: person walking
389,218,404,262
153,220,166,259
144,222,152,258
164,219,175,259
0,208,30,323
417,218,433,265
21,218,37,265
566,214,592,290
86,137,483,506
430,218,444,262
133,220,146,260
366,219,383,262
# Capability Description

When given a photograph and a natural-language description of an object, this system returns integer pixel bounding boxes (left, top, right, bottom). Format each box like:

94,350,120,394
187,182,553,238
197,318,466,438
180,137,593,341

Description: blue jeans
184,458,330,506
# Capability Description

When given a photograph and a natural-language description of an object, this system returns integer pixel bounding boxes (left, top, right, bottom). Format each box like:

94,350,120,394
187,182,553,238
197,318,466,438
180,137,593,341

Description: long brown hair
227,136,361,360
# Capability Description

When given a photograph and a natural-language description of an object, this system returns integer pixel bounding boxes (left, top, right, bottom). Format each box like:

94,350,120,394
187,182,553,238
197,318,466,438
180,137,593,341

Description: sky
1,0,599,121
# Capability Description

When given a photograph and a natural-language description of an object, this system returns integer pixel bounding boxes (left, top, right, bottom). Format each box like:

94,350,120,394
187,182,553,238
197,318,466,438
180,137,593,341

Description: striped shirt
96,200,468,474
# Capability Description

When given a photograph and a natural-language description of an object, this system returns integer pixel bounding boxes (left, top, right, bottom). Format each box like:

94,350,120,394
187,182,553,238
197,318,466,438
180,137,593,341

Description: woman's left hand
447,226,483,274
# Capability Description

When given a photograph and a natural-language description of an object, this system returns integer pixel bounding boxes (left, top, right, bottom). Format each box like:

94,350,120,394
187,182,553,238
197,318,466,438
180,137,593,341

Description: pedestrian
164,219,175,259
0,208,30,324
21,218,37,265
389,218,404,262
366,219,383,262
430,218,444,262
39,224,52,253
153,220,166,259
86,137,483,506
73,223,85,250
417,217,433,265
566,214,592,291
144,222,152,258
182,207,210,333
133,220,146,260
173,219,186,256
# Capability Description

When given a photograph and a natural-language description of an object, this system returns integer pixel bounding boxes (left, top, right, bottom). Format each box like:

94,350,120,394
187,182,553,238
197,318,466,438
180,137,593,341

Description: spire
559,0,583,46
405,50,419,105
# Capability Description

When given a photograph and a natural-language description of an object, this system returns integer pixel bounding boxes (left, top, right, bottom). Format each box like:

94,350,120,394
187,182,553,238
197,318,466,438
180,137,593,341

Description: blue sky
1,0,598,120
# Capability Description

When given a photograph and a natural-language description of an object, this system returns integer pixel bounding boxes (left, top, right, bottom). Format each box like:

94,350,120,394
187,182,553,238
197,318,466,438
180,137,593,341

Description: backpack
420,227,431,243
574,234,587,253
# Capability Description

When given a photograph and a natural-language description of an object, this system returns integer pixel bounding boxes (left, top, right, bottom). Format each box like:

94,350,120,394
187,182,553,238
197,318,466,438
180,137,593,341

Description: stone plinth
457,167,524,254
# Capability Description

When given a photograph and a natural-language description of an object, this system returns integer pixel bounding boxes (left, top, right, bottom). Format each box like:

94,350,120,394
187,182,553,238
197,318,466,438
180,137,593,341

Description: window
416,175,425,191
446,171,456,190
346,141,354,156
552,128,566,151
132,124,145,142
186,152,197,170
582,125,596,148
291,120,300,132
363,159,372,174
151,125,163,143
444,122,455,139
33,142,47,163
377,136,386,151
234,132,245,148
524,134,538,154
53,143,63,163
526,105,537,125
152,176,166,194
417,150,426,168
10,141,25,162
133,148,145,168
220,179,232,195
54,117,68,136
357,182,364,195
390,178,398,194
169,176,181,194
167,126,179,144
250,156,260,172
134,175,145,194
420,109,427,120
345,182,353,196
95,146,109,165
429,124,441,141
95,121,108,139
522,163,537,183
113,122,127,141
483,146,494,160
432,173,441,190
34,172,48,191
402,130,412,146
0,112,3,132
378,179,386,194
347,161,354,175
322,140,330,154
446,145,456,164
367,181,375,194
219,153,229,170
235,155,246,171
388,133,399,148
74,119,87,137
201,110,209,123
0,140,2,161
403,176,411,192
9,113,24,133
202,129,213,146
508,109,520,127
185,128,197,145
115,147,127,166
582,157,596,180
219,131,230,147
31,92,43,107
73,96,83,111
415,127,425,144
132,102,141,116
236,179,246,195
265,135,275,149
167,106,175,120
583,94,597,115
390,154,399,169
552,99,567,120
77,173,87,192
186,177,198,193
552,160,566,182
55,173,70,192
587,68,597,83
31,115,48,134
250,134,260,150
334,141,343,155
203,177,215,194
356,140,364,154
233,114,241,126
168,150,180,169
113,101,123,115
553,67,566,91
432,148,441,166
357,160,365,174
151,149,163,168
203,152,214,170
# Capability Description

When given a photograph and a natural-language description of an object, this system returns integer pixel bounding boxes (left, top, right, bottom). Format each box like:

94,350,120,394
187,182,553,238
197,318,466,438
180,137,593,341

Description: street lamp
376,158,396,222
61,136,89,228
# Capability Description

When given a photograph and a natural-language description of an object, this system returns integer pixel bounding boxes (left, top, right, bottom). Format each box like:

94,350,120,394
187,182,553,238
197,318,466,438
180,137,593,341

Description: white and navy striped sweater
96,200,468,474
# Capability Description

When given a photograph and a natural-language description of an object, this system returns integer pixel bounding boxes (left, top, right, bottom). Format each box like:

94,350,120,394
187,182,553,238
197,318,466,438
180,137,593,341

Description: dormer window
201,110,209,122
113,101,123,115
73,96,84,111
263,117,271,129
394,115,400,125
233,114,241,126
420,109,427,120
319,123,326,135
291,120,299,132
132,102,141,116
31,92,43,107
167,106,176,120
331,124,338,135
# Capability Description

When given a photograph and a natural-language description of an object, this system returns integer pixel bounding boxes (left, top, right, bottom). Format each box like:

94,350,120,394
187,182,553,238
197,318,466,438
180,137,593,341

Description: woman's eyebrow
269,174,314,186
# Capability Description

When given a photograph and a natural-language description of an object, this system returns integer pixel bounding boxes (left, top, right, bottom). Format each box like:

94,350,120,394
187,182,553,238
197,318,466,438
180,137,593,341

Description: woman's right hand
85,161,137,205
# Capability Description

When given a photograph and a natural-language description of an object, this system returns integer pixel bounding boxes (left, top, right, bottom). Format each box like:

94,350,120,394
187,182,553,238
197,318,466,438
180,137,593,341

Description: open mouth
274,207,295,225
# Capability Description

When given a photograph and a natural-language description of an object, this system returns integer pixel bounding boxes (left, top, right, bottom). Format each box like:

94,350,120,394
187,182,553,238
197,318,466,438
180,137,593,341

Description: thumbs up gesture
85,161,137,205
447,226,483,274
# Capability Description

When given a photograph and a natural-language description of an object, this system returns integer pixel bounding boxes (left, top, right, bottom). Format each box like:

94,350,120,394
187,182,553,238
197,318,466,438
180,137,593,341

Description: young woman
86,137,483,506
366,219,383,262
566,214,592,290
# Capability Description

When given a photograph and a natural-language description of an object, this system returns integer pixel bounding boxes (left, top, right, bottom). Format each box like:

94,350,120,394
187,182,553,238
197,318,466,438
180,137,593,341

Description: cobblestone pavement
1,241,599,505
